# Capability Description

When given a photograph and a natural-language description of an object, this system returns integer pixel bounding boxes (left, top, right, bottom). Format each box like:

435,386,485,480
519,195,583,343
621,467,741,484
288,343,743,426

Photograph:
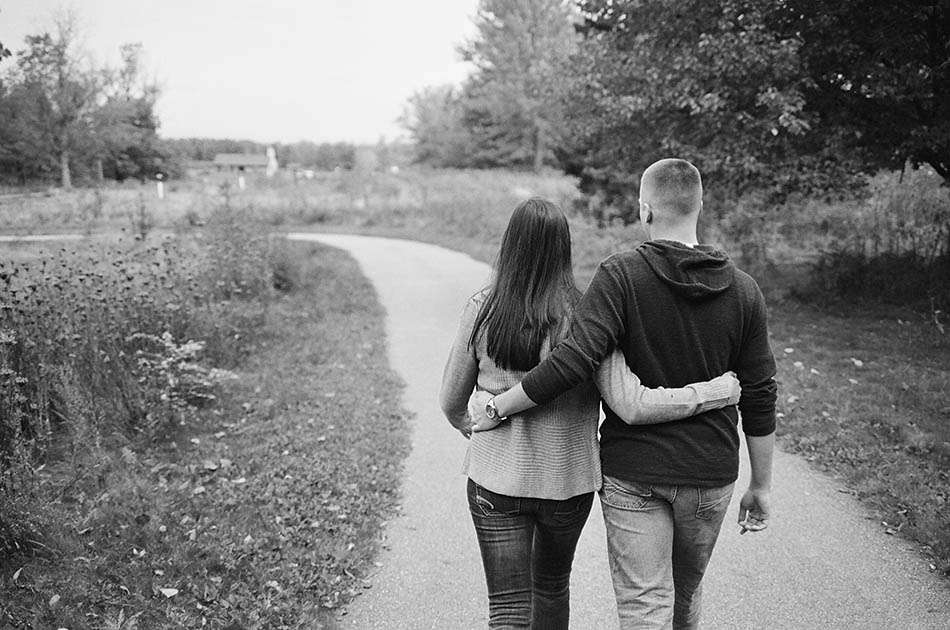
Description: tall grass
0,206,293,554
4,162,944,303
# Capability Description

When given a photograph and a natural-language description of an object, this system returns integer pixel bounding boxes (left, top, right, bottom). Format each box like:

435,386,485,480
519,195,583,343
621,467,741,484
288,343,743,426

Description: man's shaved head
639,158,703,219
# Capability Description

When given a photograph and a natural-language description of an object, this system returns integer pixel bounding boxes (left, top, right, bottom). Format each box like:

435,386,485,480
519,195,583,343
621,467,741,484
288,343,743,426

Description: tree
562,0,836,215
92,43,167,181
0,8,11,64
0,81,57,182
563,0,950,218
770,0,950,182
459,0,579,171
400,85,475,167
13,13,99,188
0,12,170,186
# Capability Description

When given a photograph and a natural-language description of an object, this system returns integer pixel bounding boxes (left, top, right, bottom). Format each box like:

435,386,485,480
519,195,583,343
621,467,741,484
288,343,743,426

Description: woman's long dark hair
469,197,578,371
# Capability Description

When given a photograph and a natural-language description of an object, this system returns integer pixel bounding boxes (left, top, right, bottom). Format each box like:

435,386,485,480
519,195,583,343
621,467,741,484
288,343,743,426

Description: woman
439,197,738,629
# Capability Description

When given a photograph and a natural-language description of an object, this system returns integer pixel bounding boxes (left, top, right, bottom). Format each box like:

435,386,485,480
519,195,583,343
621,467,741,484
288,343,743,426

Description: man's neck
648,226,699,246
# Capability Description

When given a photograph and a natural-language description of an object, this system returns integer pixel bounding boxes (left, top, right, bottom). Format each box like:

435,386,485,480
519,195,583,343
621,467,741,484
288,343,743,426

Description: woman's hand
466,390,494,434
721,370,741,406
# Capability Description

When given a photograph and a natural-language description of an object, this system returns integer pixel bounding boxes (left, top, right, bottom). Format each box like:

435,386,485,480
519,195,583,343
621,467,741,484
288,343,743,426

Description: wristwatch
485,396,508,422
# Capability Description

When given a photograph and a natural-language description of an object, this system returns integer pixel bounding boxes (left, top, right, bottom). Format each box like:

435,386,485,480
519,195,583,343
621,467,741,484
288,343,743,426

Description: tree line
0,14,167,188
402,0,950,217
0,15,364,188
164,138,359,171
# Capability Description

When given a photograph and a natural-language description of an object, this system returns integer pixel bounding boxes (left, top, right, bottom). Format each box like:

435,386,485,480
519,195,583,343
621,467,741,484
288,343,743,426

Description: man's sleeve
521,259,627,404
736,286,778,436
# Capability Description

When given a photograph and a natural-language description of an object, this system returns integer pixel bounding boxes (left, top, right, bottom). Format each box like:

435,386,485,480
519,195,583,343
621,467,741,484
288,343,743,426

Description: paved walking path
0,233,85,242
305,233,950,628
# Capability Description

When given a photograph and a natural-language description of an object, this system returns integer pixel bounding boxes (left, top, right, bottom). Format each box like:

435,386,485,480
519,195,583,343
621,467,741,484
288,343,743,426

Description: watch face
486,400,497,419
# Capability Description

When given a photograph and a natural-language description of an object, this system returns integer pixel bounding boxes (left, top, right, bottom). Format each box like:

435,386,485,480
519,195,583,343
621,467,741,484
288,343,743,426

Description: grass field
0,238,409,628
770,301,950,565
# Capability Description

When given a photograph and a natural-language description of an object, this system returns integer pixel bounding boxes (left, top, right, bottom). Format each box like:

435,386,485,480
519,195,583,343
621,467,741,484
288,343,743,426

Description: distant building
185,160,216,178
212,153,271,173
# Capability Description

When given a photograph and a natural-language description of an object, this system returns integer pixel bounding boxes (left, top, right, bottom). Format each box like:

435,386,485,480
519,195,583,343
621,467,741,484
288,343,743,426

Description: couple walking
439,158,777,629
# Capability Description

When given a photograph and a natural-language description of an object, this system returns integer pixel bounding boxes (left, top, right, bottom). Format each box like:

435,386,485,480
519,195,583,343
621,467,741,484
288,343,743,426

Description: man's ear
644,208,653,225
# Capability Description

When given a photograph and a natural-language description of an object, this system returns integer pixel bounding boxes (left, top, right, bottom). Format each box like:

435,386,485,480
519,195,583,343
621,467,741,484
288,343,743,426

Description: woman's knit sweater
441,292,601,500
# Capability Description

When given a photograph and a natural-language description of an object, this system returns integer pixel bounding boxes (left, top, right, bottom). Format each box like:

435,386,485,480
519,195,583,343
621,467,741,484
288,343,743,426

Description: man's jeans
467,479,594,629
599,475,735,630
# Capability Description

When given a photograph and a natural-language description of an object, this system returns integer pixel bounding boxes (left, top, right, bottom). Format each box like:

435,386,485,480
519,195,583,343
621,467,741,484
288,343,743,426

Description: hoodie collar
636,240,735,300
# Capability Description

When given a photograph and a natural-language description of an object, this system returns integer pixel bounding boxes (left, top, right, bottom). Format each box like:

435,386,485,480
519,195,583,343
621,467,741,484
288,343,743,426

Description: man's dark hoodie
522,240,777,487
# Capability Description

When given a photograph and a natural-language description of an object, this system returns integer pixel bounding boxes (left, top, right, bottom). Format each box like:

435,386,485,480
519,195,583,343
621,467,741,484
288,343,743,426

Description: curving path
286,232,950,629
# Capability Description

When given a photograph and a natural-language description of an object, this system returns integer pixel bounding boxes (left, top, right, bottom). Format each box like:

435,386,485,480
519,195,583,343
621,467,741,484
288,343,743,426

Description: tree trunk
94,158,104,183
60,149,72,189
533,124,545,173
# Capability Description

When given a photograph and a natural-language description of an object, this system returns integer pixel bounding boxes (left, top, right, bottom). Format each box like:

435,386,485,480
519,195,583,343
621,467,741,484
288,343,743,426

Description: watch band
485,396,508,421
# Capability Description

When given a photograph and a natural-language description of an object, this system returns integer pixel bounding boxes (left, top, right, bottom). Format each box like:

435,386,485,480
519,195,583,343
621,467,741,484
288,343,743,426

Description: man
473,158,777,629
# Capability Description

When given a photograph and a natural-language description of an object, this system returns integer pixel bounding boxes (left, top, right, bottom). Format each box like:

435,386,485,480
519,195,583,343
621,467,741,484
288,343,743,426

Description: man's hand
737,486,770,534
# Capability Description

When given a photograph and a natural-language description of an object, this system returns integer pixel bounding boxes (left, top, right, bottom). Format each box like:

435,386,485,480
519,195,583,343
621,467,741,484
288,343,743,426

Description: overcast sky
1,0,478,143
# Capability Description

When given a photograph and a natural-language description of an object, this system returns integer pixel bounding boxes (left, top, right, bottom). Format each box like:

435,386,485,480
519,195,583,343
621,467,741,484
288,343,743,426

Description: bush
268,244,302,293
810,251,950,309
807,167,950,308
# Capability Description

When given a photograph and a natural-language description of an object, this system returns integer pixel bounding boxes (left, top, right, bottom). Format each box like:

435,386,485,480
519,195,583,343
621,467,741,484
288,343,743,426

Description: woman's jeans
599,475,735,630
467,479,594,629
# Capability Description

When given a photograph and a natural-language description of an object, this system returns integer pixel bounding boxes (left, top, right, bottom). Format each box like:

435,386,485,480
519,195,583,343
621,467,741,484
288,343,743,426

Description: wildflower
0,329,15,345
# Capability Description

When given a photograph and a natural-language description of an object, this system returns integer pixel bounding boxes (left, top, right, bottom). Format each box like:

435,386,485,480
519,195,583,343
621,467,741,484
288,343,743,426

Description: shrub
810,251,950,309
808,168,950,308
268,243,302,293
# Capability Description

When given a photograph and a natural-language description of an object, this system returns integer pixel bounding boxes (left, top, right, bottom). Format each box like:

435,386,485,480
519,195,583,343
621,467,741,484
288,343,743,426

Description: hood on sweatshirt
637,240,735,301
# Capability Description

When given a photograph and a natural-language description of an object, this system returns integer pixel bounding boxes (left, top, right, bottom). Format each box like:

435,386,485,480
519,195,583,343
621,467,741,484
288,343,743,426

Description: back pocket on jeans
695,483,734,520
469,483,520,517
599,476,653,511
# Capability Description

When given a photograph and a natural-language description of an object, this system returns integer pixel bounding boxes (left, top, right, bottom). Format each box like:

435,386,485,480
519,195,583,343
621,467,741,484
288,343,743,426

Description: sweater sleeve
736,285,778,436
438,298,480,433
596,350,741,424
522,260,627,404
